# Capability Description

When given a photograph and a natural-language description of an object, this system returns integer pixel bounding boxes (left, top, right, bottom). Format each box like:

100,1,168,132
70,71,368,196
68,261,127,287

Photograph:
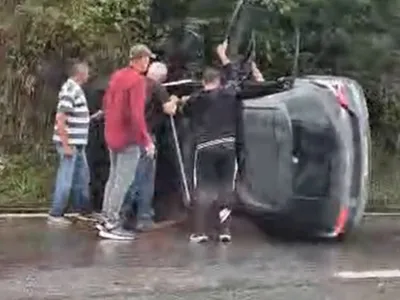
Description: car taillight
336,85,349,109
334,206,349,235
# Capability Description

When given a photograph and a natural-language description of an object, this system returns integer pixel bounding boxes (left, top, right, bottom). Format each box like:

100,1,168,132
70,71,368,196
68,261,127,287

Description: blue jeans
49,144,90,217
124,150,156,222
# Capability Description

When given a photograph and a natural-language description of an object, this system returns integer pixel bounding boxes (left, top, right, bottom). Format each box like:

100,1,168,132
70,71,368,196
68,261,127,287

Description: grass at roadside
0,152,56,207
0,141,400,211
369,144,400,211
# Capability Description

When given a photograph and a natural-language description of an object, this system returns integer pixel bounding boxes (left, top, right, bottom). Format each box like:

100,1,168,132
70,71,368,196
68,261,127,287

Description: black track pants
191,138,237,235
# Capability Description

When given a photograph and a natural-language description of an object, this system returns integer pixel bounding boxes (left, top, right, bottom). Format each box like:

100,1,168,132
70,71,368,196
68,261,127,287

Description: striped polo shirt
53,78,90,145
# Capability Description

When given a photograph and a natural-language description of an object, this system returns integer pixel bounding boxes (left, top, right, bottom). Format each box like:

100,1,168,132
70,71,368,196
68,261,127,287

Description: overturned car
85,75,370,239
236,76,370,238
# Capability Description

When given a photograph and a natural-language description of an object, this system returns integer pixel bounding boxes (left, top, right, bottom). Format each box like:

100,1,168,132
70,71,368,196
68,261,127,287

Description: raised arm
251,61,265,82
216,40,242,93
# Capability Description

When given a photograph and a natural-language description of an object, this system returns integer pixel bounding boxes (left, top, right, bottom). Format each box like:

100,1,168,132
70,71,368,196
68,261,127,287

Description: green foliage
0,0,153,207
9,0,151,70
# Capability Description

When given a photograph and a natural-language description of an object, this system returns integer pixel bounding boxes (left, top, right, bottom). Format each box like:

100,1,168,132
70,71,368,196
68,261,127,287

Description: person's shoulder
145,77,156,87
59,79,78,96
60,78,73,90
110,68,127,80
146,78,166,92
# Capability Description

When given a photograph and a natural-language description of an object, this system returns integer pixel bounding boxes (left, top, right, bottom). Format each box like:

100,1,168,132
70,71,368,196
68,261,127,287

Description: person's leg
136,155,156,230
190,148,218,243
48,145,77,224
71,147,91,215
99,145,141,239
121,150,146,222
101,150,117,222
216,145,237,242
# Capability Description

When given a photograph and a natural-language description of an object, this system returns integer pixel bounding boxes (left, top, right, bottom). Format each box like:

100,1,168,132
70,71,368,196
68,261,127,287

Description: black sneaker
189,233,209,243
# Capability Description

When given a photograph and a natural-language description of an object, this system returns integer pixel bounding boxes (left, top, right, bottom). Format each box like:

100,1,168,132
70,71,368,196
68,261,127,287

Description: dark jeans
49,144,90,217
192,141,237,234
124,149,156,222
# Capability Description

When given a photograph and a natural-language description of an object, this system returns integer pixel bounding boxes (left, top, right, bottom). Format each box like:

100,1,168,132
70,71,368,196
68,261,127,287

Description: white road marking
0,213,79,218
334,270,400,279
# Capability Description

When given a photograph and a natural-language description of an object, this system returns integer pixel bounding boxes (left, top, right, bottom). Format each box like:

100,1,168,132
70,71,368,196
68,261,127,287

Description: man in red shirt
97,44,155,240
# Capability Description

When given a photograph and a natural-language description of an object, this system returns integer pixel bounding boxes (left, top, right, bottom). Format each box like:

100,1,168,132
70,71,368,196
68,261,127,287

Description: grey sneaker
93,213,108,223
47,216,72,226
94,213,119,231
136,219,155,232
98,226,136,241
95,220,118,231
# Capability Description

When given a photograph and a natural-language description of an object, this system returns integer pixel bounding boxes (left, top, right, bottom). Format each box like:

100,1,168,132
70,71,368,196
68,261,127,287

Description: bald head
68,60,89,85
147,62,168,83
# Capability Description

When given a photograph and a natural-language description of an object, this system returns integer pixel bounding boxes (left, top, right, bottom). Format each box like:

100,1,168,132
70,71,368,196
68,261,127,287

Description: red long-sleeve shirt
103,67,151,151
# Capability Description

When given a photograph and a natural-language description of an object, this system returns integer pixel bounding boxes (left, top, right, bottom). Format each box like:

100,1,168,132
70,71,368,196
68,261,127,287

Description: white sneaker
219,228,232,243
189,234,209,243
219,233,232,243
47,216,72,226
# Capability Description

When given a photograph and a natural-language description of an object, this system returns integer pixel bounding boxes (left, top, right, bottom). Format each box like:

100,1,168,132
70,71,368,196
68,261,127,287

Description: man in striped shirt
48,60,91,225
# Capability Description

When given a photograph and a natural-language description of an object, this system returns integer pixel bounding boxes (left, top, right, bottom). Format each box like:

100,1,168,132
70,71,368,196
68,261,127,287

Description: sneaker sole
47,219,72,226
190,238,209,243
189,235,209,243
98,230,135,241
75,215,97,223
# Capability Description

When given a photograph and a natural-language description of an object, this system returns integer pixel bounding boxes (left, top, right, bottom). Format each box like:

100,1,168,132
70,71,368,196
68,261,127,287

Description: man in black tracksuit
181,40,241,243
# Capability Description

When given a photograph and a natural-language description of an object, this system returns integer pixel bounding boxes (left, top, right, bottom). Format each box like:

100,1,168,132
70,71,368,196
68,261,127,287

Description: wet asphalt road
0,216,400,300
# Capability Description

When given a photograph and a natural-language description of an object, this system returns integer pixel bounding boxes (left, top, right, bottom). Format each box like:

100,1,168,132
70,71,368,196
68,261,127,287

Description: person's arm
251,61,265,82
217,40,231,66
153,83,178,116
129,78,152,149
55,91,74,155
180,93,200,116
216,40,242,92
90,110,104,120
163,95,179,115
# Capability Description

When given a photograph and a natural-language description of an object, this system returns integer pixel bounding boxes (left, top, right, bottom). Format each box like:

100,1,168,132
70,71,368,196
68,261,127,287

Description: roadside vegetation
0,0,400,210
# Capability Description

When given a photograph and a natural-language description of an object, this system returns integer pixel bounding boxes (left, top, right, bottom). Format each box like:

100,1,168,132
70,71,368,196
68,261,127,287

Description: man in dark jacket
181,40,241,243
123,62,178,231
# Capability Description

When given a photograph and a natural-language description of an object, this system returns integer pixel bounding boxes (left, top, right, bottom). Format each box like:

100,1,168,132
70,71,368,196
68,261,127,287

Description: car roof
301,75,358,85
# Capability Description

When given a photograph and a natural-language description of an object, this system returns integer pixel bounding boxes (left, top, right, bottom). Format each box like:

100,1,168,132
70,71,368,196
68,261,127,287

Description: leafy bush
0,152,56,206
